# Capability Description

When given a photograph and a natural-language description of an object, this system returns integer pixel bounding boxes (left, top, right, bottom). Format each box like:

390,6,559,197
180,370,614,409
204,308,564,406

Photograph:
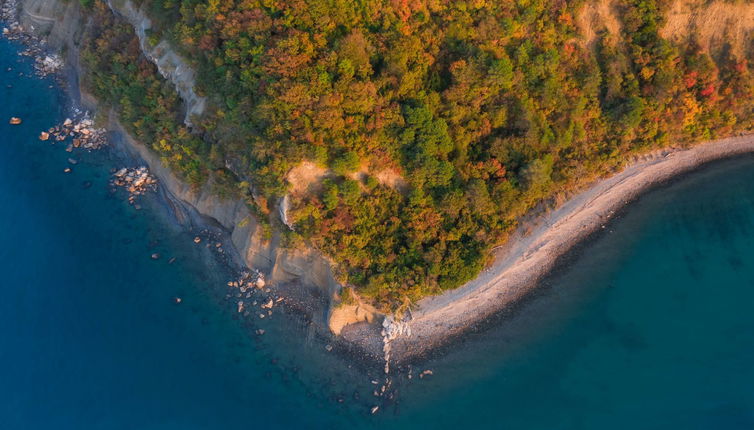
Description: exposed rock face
110,115,342,318
328,302,378,336
16,0,348,335
103,0,205,125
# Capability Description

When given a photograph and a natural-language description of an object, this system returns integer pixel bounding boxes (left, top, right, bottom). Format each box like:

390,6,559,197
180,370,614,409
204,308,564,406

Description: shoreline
387,135,754,363
3,0,386,372
12,0,754,371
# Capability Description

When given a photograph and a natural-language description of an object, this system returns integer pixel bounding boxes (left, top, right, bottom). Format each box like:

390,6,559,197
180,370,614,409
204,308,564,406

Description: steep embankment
103,0,205,125
16,0,356,339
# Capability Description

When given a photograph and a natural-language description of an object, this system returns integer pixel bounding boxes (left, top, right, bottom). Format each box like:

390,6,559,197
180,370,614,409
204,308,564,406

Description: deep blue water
5,32,754,429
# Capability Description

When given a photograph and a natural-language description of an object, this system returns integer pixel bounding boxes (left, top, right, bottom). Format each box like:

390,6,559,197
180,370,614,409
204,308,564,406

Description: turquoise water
387,154,754,429
5,33,754,429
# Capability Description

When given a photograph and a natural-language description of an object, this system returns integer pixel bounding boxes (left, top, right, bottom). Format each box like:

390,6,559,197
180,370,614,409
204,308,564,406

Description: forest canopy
82,0,754,310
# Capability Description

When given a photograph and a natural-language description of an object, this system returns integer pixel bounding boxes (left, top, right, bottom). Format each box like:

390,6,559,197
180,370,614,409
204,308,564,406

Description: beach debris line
111,167,157,204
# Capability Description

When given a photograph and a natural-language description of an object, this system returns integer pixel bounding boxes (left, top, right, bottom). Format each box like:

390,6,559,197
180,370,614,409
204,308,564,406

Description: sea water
0,35,372,429
4,32,754,429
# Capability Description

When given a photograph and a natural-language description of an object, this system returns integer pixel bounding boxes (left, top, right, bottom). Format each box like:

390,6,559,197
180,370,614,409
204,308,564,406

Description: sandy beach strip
390,134,754,361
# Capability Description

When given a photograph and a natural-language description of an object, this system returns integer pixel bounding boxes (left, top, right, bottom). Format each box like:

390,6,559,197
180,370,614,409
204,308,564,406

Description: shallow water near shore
6,31,754,429
0,36,377,429
385,152,754,429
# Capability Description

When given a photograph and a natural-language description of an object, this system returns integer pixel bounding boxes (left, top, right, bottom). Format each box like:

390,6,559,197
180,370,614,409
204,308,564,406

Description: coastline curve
386,135,754,361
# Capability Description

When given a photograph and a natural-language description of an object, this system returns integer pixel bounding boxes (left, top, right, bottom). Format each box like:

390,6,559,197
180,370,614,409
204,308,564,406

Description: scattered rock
9,117,21,125
151,253,160,260
193,236,201,244
174,297,182,304
111,167,157,203
63,167,71,173
370,406,379,415
40,116,107,151
34,55,63,77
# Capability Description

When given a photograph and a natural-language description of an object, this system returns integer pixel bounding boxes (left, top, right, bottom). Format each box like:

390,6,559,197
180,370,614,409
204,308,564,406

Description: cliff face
17,0,352,332
103,0,205,125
